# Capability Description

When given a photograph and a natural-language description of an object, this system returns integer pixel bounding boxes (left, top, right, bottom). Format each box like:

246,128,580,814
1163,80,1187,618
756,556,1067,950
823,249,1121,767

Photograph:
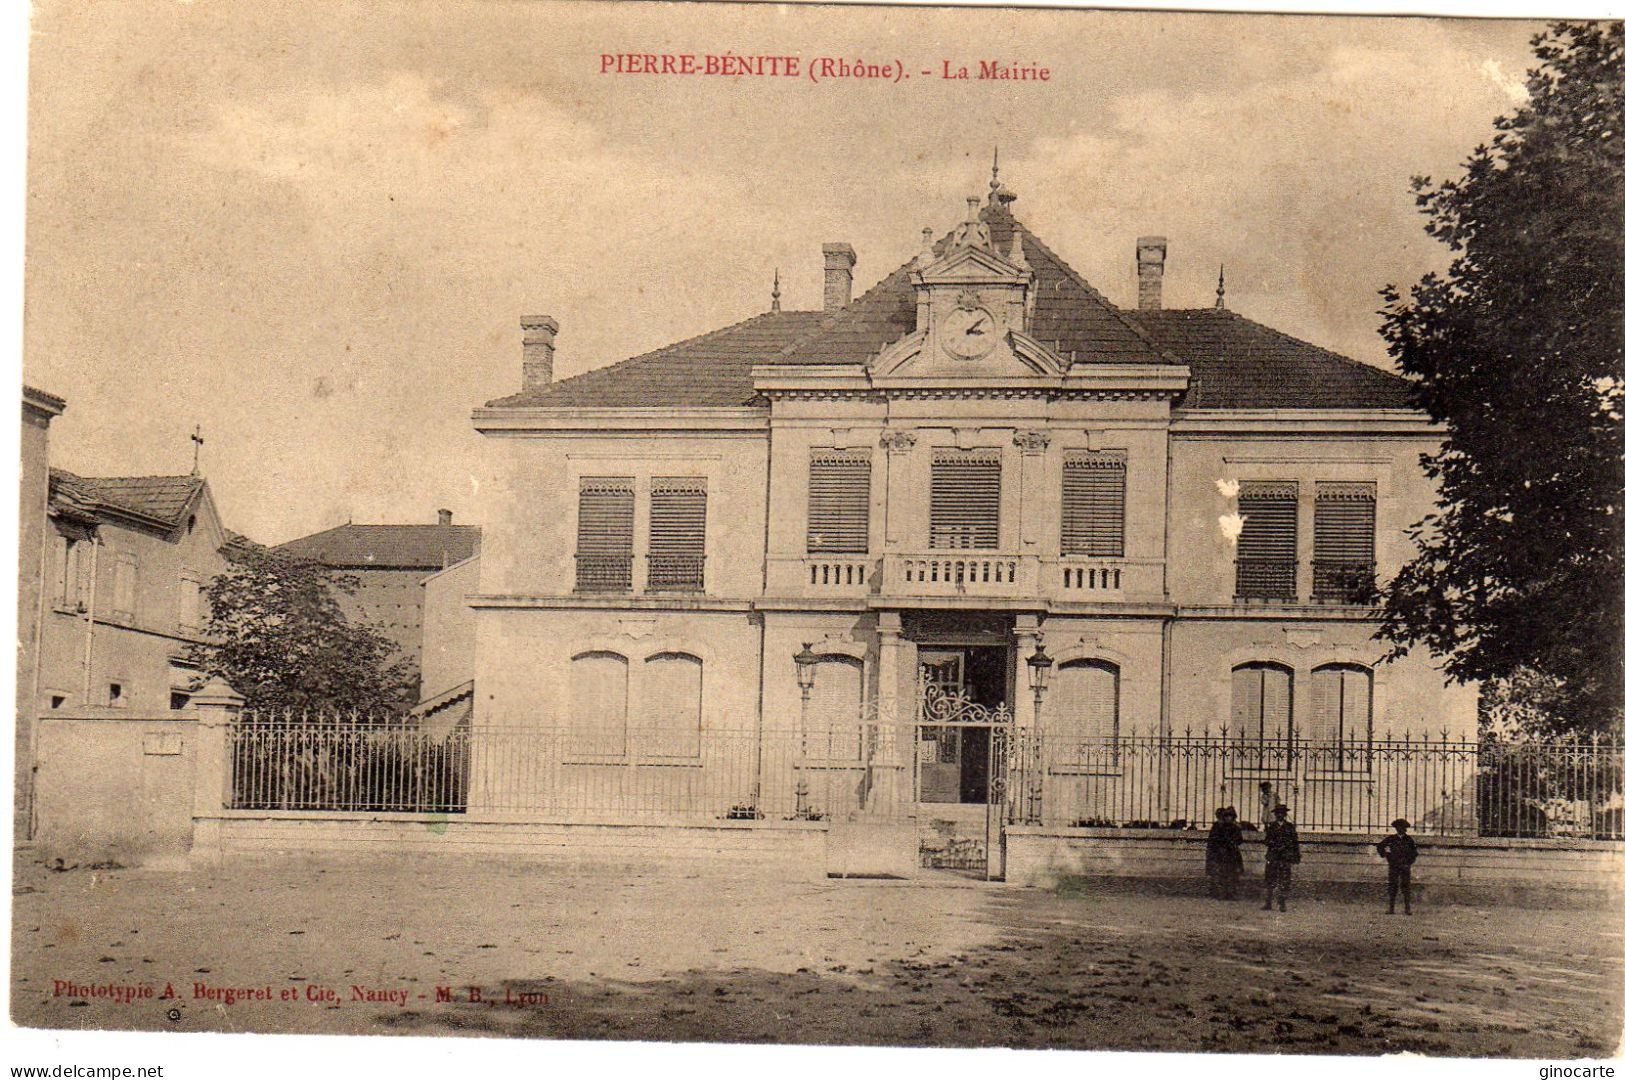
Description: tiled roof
49,469,204,527
486,311,827,409
276,524,483,570
485,196,1416,413
774,200,1169,368
1128,309,1417,410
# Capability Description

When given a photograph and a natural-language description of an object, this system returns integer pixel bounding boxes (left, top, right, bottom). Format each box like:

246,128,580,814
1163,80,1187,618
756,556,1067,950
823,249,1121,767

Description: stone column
870,611,906,813
189,677,244,867
1012,614,1041,730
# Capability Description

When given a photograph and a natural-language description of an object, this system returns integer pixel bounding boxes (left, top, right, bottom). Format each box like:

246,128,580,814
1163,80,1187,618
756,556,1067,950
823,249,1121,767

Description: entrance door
915,646,1009,804
917,650,966,803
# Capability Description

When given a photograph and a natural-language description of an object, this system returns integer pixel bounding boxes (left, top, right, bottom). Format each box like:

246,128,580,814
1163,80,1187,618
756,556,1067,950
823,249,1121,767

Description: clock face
941,305,998,360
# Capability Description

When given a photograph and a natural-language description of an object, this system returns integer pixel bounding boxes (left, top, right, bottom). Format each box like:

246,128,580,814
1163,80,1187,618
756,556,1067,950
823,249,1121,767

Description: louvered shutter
1314,482,1377,601
930,452,1001,550
1062,452,1126,557
1236,481,1298,600
1234,662,1292,766
1308,666,1341,744
641,653,702,758
569,651,628,757
807,451,870,554
649,477,707,590
1261,665,1291,741
575,478,634,592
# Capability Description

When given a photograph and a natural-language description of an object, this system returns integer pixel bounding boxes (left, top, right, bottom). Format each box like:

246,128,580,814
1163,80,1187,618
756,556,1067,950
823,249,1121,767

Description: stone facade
16,387,65,838
464,177,1477,834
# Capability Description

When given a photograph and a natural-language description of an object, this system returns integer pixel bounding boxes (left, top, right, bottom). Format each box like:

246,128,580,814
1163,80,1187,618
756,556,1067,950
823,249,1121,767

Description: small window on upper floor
648,477,707,592
930,451,1001,550
575,477,635,593
1061,452,1126,558
107,682,127,708
1235,482,1298,602
807,451,871,555
1312,483,1377,604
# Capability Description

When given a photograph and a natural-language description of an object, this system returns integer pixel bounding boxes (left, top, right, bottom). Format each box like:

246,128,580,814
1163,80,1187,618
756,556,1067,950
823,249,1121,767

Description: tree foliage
185,545,417,714
1378,22,1625,734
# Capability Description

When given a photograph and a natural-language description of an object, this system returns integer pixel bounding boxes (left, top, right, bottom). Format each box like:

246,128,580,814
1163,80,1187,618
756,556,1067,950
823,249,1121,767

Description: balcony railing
1312,559,1377,605
574,554,633,594
1235,558,1297,602
646,554,706,592
880,552,1034,599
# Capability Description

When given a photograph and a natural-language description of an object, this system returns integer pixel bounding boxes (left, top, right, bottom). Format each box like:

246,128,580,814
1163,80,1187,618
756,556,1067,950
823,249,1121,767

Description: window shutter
807,451,871,554
575,478,634,592
1236,481,1298,599
113,553,138,620
641,653,703,758
930,452,1001,550
649,477,707,590
1056,660,1119,740
1309,666,1341,744
1261,665,1292,743
569,651,628,757
1232,665,1263,739
1314,482,1376,601
1062,452,1126,557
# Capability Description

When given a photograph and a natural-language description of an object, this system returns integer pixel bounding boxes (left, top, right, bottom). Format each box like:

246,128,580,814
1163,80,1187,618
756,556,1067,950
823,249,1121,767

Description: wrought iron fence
229,710,470,813
1005,728,1625,838
224,711,1625,839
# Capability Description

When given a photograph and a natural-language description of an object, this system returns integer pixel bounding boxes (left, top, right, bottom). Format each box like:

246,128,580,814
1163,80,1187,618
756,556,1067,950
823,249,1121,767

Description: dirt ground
10,854,1623,1056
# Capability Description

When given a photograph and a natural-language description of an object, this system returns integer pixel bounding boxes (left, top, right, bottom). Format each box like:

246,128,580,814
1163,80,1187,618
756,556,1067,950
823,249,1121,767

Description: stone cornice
472,407,769,435
1170,408,1438,436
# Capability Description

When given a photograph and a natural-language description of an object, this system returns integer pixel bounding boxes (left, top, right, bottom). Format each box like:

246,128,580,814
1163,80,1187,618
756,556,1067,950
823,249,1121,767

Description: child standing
1377,818,1419,914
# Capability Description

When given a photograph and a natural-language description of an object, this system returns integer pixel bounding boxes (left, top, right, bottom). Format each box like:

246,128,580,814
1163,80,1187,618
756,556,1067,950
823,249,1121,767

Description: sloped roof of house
275,523,483,570
487,310,827,409
487,188,1416,412
49,469,205,528
1127,308,1415,410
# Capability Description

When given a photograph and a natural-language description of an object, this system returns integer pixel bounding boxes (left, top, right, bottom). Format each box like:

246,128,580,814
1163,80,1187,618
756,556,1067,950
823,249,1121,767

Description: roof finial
190,424,204,475
771,268,781,313
1215,264,1227,310
990,145,1000,195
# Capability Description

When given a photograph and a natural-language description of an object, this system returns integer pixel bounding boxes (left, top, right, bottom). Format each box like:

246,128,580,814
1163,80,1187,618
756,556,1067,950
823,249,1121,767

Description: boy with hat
1376,818,1419,914
1262,804,1301,911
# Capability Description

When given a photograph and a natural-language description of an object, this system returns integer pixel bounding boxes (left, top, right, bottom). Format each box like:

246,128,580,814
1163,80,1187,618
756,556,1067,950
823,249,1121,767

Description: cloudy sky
23,2,1546,544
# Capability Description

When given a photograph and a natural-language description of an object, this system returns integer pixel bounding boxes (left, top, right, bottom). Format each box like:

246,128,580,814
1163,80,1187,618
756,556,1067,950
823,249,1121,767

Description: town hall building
461,169,1476,865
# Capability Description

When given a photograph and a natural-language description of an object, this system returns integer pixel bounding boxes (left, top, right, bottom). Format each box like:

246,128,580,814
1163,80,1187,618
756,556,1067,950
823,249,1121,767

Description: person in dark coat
1261,804,1301,911
1205,807,1245,900
1377,817,1419,914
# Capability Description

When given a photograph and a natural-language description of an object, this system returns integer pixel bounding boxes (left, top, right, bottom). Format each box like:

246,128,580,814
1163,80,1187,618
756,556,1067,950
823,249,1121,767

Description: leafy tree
185,545,417,714
1377,22,1625,735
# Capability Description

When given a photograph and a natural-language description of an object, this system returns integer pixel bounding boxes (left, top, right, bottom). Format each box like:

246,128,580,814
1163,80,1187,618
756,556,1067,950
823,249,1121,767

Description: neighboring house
274,512,482,679
414,552,480,733
37,470,232,717
17,386,66,836
463,170,1476,830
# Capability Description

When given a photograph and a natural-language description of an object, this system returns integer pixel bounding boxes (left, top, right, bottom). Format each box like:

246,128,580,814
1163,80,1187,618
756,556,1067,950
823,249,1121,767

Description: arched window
641,653,703,758
1050,659,1120,767
808,655,864,760
569,651,628,757
1231,662,1293,768
1309,664,1373,771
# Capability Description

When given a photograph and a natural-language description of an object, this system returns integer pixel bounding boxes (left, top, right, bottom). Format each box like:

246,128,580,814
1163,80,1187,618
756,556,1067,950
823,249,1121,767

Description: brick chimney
1136,237,1167,311
521,315,559,391
438,509,453,526
822,244,856,312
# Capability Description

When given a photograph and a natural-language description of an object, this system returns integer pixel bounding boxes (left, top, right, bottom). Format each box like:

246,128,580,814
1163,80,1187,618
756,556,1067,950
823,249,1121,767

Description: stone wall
1004,826,1625,897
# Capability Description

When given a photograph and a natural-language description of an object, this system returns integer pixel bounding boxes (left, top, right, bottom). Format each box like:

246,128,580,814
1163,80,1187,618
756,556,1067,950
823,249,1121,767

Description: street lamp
1025,641,1053,711
793,643,819,818
1023,641,1055,824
